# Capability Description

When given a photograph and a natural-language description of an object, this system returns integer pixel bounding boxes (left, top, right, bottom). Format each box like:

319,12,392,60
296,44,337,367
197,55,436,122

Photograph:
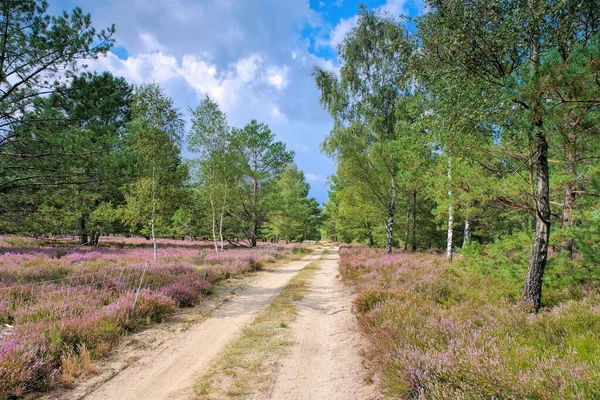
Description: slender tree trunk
411,189,417,252
523,132,551,312
79,214,88,246
252,177,258,247
152,166,157,262
404,192,410,251
367,223,375,247
219,189,227,251
523,14,550,312
385,178,397,254
560,127,577,257
209,191,218,254
463,202,471,248
446,158,454,261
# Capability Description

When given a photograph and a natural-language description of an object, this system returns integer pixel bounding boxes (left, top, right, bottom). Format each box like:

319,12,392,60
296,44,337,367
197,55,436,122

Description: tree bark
404,192,410,251
523,8,550,312
385,178,397,254
251,176,258,247
560,126,577,257
463,202,471,248
79,214,88,246
209,191,218,254
152,165,157,262
219,188,227,252
411,189,417,252
446,158,454,261
523,132,551,311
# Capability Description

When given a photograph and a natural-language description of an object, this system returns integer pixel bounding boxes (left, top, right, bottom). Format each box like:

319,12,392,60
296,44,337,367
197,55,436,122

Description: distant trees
314,6,413,253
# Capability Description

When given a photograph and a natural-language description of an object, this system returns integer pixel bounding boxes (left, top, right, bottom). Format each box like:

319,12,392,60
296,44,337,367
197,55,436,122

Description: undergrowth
341,244,600,399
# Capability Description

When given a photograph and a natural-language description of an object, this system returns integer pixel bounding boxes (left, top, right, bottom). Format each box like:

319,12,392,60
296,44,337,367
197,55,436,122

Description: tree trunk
219,189,227,252
384,178,397,254
404,192,410,251
446,158,454,261
411,189,417,252
152,165,157,262
523,11,550,312
367,223,375,247
523,132,551,312
251,176,258,247
560,127,577,257
79,213,88,245
209,191,218,254
463,202,471,248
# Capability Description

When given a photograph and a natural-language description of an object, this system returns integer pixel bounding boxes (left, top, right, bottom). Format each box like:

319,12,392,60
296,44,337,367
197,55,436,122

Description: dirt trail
266,248,377,400
66,248,326,400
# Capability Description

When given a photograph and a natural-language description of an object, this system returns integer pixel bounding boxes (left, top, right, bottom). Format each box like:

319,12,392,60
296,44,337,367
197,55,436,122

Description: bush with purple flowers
341,246,600,399
0,236,307,397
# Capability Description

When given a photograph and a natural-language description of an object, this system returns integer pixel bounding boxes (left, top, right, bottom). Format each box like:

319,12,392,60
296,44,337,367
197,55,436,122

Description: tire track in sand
67,248,326,400
266,248,377,400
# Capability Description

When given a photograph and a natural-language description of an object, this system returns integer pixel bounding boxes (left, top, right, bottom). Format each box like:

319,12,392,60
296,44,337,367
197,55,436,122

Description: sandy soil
56,247,326,400
265,248,379,400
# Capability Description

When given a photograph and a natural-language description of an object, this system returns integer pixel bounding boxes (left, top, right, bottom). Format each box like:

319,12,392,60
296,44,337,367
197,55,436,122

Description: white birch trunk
152,165,157,262
209,190,218,254
219,188,227,251
446,158,454,261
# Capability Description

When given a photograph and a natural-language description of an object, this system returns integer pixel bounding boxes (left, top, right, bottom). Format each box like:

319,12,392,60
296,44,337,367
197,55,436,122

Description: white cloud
379,0,409,15
235,54,262,83
266,65,288,90
329,15,358,49
305,173,324,183
271,106,286,119
139,32,164,52
326,0,410,50
89,48,293,113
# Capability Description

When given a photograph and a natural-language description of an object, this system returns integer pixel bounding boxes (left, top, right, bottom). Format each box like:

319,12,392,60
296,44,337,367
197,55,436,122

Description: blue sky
51,0,424,204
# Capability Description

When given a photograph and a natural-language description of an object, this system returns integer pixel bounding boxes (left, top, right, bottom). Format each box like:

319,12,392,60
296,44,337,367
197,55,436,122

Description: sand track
61,248,326,400
266,249,377,400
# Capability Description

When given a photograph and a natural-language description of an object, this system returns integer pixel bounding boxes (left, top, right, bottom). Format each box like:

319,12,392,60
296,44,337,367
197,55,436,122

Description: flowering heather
0,236,308,397
340,246,600,399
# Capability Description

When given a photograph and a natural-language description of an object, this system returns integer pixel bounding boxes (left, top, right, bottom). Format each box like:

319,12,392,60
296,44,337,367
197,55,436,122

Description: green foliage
230,120,294,246
263,164,321,242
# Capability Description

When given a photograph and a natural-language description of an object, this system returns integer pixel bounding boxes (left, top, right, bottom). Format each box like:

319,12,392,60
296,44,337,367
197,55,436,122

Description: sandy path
266,248,377,400
74,248,326,400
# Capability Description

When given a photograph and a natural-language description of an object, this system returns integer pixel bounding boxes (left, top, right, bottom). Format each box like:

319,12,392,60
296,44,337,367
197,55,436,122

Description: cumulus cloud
329,15,358,49
325,0,411,50
88,47,291,114
62,0,339,203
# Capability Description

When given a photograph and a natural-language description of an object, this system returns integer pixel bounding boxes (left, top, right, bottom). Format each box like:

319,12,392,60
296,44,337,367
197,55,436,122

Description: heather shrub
161,283,196,307
342,246,600,399
0,238,307,396
354,289,389,314
0,325,60,397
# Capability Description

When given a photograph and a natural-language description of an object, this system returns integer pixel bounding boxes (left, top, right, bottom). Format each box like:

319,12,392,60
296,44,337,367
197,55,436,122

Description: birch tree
188,95,234,253
313,6,413,253
125,83,185,261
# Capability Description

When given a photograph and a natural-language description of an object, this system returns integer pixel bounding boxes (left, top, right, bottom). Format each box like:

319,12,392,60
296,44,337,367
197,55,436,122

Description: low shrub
342,246,600,399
